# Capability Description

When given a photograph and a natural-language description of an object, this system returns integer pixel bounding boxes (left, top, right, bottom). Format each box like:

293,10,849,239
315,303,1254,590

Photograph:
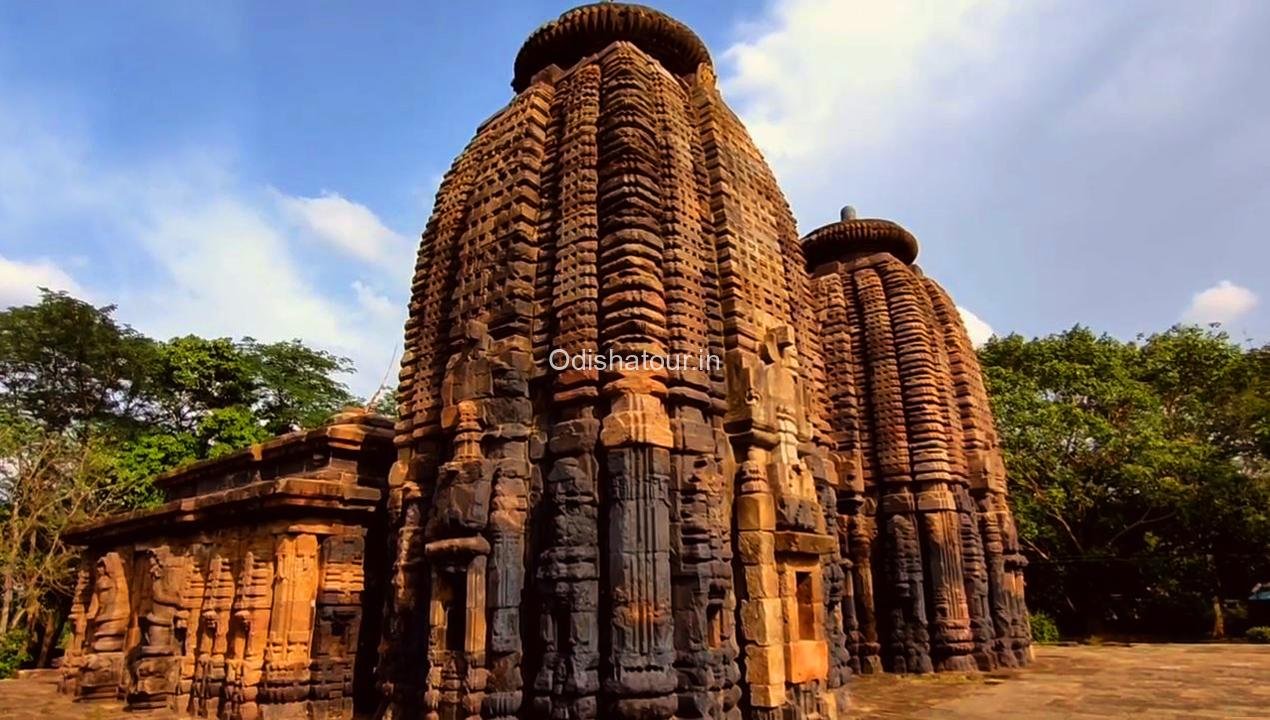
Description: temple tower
383,4,845,720
804,207,1032,674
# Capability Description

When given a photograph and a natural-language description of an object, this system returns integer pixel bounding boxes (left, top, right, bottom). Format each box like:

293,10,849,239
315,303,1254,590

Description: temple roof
63,409,394,544
801,207,921,268
512,2,713,92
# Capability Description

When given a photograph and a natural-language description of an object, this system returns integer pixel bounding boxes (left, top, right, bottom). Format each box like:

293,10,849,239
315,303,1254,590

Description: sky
1,0,1266,397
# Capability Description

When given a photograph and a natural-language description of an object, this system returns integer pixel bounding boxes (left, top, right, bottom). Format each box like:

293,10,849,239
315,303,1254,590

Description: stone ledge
64,477,383,544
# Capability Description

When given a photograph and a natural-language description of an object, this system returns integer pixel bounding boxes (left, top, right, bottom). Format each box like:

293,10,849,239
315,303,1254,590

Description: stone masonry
381,5,842,720
59,5,1030,720
804,207,1032,675
59,410,393,719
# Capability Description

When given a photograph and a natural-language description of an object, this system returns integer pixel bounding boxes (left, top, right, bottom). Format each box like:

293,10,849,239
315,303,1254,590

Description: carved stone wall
805,209,1032,674
60,411,392,719
60,6,1034,719
382,4,844,720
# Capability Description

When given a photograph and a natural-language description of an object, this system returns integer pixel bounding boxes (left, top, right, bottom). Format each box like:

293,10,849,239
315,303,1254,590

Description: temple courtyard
2,644,1266,719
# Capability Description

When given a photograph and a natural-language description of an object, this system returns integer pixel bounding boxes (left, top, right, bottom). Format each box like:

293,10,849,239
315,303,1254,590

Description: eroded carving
805,209,1032,674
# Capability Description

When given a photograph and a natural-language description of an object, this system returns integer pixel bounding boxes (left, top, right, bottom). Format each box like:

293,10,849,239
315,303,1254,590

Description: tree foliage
981,325,1270,637
0,292,153,434
0,289,364,667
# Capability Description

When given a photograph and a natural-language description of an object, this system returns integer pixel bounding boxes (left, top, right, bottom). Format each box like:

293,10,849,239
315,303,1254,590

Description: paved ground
2,644,1268,719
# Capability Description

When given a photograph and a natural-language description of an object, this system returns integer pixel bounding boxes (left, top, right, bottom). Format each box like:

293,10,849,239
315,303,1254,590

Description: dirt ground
851,643,1270,719
2,643,1268,719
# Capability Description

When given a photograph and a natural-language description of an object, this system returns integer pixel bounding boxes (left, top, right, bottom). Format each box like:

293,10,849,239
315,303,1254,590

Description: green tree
981,325,1270,637
0,291,360,669
148,335,257,432
0,416,131,668
0,290,154,434
241,338,356,434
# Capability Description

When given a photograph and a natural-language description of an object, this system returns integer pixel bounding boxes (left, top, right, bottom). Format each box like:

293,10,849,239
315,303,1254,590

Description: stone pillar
222,538,275,720
956,486,997,670
175,544,208,711
734,449,786,720
58,559,94,697
378,442,434,718
259,533,320,718
192,546,237,716
819,481,852,695
422,328,497,720
310,532,367,720
848,504,882,673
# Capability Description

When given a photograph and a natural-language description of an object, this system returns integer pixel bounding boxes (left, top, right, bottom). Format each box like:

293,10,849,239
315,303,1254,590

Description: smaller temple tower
804,207,1032,674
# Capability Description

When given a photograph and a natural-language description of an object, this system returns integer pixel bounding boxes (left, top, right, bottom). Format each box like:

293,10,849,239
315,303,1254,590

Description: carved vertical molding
482,77,549,720
594,44,677,720
175,544,207,710
222,537,275,720
922,276,1031,667
654,62,739,720
58,558,94,697
533,61,603,720
853,265,932,674
879,261,975,672
310,532,367,719
260,533,320,713
192,544,236,716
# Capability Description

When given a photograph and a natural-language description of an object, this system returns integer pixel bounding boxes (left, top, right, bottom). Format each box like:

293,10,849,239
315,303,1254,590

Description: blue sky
1,0,1266,396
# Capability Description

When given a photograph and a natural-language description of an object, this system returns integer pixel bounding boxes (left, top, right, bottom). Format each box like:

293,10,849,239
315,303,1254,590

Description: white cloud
721,0,1017,171
957,305,994,348
1060,3,1248,132
0,89,407,397
278,191,412,273
352,279,399,321
0,255,86,307
720,0,1270,343
1181,280,1258,326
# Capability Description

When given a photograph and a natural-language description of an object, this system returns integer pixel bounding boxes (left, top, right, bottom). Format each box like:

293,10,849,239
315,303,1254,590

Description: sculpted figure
140,546,189,653
88,552,130,652
128,545,192,709
75,552,131,699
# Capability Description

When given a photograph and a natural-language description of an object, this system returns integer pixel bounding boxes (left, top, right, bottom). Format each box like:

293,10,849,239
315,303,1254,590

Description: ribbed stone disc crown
512,2,713,91
802,215,921,268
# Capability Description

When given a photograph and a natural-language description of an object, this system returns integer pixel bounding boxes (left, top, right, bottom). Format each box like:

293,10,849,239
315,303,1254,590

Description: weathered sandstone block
60,410,391,717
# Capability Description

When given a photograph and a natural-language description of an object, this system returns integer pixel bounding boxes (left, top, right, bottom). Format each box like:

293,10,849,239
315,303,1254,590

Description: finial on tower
512,3,713,92
801,207,920,269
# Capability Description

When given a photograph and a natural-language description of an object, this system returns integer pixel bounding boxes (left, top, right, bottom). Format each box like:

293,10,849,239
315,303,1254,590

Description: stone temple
58,4,1030,719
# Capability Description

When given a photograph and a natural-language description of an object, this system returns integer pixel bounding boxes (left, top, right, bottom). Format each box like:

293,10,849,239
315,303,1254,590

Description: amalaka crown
512,2,713,92
801,204,921,268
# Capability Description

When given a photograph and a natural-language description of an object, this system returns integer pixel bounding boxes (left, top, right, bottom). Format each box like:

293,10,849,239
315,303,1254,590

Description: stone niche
59,410,394,720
